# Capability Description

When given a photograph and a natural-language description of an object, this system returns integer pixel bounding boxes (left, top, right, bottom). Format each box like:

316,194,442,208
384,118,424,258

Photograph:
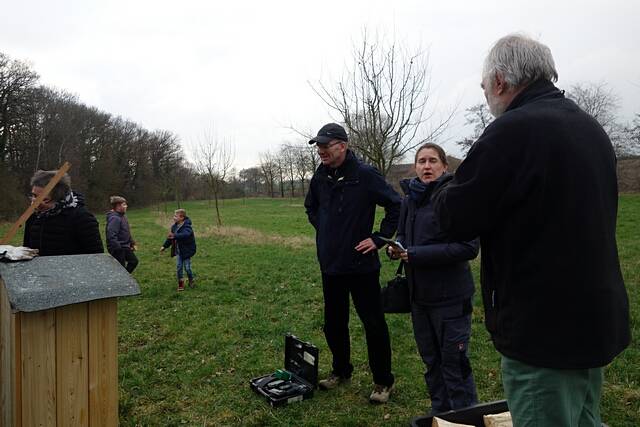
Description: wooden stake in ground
0,162,71,245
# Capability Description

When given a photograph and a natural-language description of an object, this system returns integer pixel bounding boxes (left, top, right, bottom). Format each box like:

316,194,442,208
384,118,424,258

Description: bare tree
456,103,493,155
310,30,454,176
567,82,620,131
288,141,317,196
259,151,277,197
621,114,640,156
274,151,286,198
0,53,39,163
279,145,297,197
193,131,235,226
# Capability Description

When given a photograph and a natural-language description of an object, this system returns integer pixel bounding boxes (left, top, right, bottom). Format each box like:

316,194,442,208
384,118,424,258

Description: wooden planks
1,280,15,426
1,290,119,426
88,298,118,427
21,308,57,426
56,303,89,427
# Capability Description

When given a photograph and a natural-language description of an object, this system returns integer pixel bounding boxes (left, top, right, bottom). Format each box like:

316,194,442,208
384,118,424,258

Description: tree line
0,51,206,219
2,40,638,222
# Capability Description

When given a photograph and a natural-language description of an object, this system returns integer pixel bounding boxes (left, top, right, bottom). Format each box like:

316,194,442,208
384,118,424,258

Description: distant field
1,196,638,426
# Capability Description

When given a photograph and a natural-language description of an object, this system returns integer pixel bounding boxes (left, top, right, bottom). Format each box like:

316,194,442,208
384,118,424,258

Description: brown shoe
318,373,350,390
177,279,185,292
188,277,195,288
369,383,393,404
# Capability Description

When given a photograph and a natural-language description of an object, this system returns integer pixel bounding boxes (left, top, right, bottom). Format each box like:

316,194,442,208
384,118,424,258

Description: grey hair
483,34,558,89
30,170,71,202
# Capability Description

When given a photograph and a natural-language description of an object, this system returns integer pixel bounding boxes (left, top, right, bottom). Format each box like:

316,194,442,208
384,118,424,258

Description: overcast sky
3,0,639,169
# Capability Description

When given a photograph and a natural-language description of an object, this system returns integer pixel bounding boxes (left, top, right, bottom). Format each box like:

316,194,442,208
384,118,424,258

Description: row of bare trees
237,142,318,198
3,31,638,223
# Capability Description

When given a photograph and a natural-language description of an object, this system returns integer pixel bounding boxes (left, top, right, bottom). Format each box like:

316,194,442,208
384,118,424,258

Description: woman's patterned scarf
36,191,79,219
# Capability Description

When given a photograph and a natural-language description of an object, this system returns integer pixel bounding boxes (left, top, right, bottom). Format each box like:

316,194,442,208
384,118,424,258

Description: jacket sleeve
395,197,409,247
106,215,122,250
304,176,319,229
369,168,402,247
408,238,479,266
74,210,104,254
433,121,515,241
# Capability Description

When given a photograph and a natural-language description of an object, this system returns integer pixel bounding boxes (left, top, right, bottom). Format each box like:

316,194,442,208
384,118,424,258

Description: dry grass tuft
154,212,313,249
200,225,314,249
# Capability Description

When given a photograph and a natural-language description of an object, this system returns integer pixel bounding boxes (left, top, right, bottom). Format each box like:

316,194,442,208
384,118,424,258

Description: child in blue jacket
160,209,196,291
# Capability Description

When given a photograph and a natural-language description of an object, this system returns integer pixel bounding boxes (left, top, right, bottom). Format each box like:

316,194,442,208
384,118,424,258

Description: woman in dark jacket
388,143,479,414
23,170,104,256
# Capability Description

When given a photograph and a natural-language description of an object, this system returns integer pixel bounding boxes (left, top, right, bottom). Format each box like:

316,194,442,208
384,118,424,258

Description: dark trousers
111,248,139,273
321,270,394,387
411,300,477,413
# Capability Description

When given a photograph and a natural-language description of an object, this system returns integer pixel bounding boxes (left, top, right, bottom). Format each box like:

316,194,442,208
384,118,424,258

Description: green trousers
501,356,603,427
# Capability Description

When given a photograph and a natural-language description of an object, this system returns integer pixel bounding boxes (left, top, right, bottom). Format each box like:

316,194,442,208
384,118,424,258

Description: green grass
2,196,638,426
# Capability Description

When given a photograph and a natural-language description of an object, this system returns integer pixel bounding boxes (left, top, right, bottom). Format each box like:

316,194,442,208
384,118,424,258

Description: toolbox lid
284,333,319,386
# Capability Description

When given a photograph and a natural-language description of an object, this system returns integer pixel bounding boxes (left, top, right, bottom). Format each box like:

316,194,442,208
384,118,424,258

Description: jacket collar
400,172,453,196
319,149,360,181
505,79,564,113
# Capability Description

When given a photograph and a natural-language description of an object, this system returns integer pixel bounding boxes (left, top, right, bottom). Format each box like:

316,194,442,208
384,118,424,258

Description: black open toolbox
250,333,319,407
410,400,509,426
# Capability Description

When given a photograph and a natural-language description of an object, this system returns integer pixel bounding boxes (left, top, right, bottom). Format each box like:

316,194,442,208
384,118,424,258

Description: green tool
274,369,292,381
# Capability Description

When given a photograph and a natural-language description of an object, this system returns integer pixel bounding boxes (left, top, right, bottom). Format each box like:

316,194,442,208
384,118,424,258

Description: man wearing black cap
304,123,401,404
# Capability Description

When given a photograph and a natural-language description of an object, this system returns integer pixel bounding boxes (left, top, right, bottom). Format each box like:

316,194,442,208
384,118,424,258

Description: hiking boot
188,277,195,288
369,383,393,404
177,279,185,292
318,373,350,390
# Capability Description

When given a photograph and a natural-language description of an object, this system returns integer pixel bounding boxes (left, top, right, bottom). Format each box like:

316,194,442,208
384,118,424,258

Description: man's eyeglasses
316,141,344,150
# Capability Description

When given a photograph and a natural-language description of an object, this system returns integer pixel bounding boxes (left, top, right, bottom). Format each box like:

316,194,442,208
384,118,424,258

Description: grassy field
2,196,638,426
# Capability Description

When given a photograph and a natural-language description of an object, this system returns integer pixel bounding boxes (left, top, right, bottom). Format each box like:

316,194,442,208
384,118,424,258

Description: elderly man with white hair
434,34,630,426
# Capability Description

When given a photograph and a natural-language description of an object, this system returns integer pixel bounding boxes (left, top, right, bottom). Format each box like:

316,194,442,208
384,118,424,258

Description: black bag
381,262,410,313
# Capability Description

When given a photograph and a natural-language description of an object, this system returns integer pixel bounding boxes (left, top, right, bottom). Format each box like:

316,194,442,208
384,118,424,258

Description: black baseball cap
308,123,348,145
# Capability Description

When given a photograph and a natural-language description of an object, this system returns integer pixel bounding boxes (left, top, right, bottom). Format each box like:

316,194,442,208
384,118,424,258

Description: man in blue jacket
434,34,630,425
304,123,401,404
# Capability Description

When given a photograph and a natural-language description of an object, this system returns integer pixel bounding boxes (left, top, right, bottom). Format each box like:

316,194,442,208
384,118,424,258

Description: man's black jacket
434,79,630,369
305,150,401,275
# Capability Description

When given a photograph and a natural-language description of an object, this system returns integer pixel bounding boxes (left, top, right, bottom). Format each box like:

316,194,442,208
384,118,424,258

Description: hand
387,245,403,260
399,251,409,262
355,238,377,254
167,232,174,239
160,247,165,253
